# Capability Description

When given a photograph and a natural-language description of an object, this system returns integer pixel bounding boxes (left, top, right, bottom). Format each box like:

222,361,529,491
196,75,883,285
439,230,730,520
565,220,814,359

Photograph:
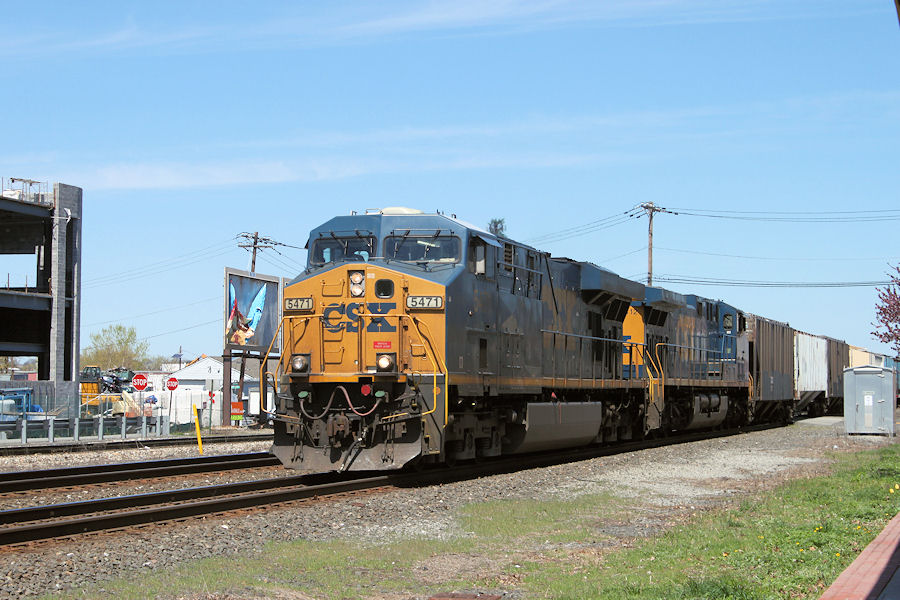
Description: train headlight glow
349,271,365,296
291,354,311,373
376,353,396,372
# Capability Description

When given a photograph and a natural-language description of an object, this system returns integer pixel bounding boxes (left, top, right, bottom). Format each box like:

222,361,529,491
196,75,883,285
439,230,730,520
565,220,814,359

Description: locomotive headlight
376,353,396,372
349,271,365,297
291,354,311,373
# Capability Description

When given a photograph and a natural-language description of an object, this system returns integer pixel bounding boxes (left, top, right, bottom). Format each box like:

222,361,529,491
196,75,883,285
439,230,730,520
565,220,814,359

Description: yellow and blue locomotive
268,208,811,472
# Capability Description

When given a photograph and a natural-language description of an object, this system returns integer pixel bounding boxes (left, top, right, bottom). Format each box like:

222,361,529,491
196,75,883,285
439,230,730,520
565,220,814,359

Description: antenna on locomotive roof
638,202,678,287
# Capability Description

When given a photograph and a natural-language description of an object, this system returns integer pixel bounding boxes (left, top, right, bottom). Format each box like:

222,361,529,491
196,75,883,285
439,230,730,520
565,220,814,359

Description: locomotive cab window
384,235,460,263
723,314,734,331
310,236,376,266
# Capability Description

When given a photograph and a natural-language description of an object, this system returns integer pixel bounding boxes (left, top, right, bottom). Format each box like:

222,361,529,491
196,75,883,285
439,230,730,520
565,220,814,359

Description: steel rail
0,452,280,493
0,475,388,546
0,421,782,547
0,433,273,457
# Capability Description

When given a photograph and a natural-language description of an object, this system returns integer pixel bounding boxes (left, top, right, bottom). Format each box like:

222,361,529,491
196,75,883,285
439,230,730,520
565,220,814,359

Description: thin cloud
2,1,879,59
47,90,900,191
67,150,638,191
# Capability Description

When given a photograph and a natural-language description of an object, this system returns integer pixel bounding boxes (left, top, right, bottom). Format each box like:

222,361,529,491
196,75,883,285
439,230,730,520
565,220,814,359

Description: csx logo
323,302,397,333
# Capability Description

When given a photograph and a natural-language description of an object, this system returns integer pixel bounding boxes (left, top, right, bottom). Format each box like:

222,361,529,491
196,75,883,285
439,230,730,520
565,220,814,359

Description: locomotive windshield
384,235,460,263
309,235,376,265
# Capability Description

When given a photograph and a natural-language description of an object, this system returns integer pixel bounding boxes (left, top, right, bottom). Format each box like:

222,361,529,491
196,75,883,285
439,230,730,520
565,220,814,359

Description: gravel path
0,419,892,599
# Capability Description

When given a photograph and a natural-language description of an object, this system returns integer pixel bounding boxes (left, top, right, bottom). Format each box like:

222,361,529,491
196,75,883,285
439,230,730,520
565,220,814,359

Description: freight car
264,208,877,473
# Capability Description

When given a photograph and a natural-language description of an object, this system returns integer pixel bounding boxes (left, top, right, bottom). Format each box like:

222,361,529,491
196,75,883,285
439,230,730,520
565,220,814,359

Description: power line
525,206,643,244
597,246,647,264
83,239,239,289
270,240,306,251
84,295,221,328
652,274,891,288
83,247,237,290
667,207,900,223
657,246,900,263
256,253,300,275
138,319,220,342
269,247,306,270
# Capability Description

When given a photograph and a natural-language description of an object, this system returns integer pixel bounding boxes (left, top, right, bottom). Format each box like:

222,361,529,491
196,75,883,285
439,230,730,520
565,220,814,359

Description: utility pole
238,231,275,274
638,202,676,287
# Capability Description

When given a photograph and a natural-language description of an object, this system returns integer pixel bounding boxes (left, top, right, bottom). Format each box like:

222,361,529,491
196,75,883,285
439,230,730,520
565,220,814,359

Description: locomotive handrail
260,310,449,427
640,345,663,408
653,342,726,383
403,316,448,426
539,329,660,392
260,313,320,380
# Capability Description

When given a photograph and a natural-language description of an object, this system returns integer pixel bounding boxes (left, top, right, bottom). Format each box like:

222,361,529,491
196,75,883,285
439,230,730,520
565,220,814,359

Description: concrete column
49,183,82,416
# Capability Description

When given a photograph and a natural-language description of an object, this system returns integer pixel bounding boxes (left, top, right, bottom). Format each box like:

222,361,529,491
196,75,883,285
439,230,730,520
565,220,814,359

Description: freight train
265,208,889,472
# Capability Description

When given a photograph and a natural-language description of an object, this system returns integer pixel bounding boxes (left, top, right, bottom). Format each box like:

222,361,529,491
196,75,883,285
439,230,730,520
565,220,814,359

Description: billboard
224,268,281,355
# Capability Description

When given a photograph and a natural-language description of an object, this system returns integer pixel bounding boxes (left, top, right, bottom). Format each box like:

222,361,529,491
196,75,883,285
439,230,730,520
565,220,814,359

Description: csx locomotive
266,207,853,472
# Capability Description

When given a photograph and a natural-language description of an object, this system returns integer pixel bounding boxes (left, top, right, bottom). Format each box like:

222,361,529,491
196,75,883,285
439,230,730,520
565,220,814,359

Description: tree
488,218,506,237
872,265,900,356
80,324,151,370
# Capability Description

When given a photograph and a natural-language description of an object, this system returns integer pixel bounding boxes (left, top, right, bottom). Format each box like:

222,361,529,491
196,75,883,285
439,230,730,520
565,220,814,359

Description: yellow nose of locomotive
283,264,445,379
275,263,447,472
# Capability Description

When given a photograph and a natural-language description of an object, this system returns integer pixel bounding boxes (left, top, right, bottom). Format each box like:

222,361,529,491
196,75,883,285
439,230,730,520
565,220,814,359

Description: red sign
132,373,148,391
165,377,179,391
208,390,215,403
373,341,392,349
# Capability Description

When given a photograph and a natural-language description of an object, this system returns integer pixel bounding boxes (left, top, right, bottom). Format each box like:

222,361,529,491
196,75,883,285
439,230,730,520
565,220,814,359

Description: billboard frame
223,267,282,357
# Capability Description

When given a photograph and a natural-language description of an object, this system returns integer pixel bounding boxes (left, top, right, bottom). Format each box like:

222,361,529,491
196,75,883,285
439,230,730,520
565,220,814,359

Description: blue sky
2,1,899,360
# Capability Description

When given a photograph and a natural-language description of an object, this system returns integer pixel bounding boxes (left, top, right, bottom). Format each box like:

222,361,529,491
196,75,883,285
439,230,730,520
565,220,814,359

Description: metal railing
0,177,51,206
541,329,662,405
652,336,746,386
0,415,171,444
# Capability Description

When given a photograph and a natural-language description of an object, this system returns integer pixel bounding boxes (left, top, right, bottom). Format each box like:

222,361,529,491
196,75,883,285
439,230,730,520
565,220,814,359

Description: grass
47,442,900,600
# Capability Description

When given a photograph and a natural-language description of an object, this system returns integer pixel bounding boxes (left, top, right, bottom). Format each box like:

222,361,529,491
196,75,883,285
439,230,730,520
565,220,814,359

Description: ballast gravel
0,440,283,512
0,418,892,599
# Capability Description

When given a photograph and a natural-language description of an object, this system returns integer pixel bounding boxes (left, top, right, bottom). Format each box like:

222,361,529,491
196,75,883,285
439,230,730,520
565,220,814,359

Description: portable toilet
843,365,897,436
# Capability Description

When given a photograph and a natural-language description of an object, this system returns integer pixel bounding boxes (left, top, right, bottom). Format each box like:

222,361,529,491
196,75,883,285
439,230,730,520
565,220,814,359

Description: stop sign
165,377,179,391
132,373,148,391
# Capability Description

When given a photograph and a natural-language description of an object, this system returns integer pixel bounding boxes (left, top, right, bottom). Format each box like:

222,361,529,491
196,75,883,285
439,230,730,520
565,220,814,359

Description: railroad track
0,433,273,456
0,422,779,548
0,452,280,494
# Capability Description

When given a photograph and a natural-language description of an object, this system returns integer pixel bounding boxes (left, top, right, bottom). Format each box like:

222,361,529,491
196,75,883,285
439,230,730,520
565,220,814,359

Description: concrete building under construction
0,178,82,414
